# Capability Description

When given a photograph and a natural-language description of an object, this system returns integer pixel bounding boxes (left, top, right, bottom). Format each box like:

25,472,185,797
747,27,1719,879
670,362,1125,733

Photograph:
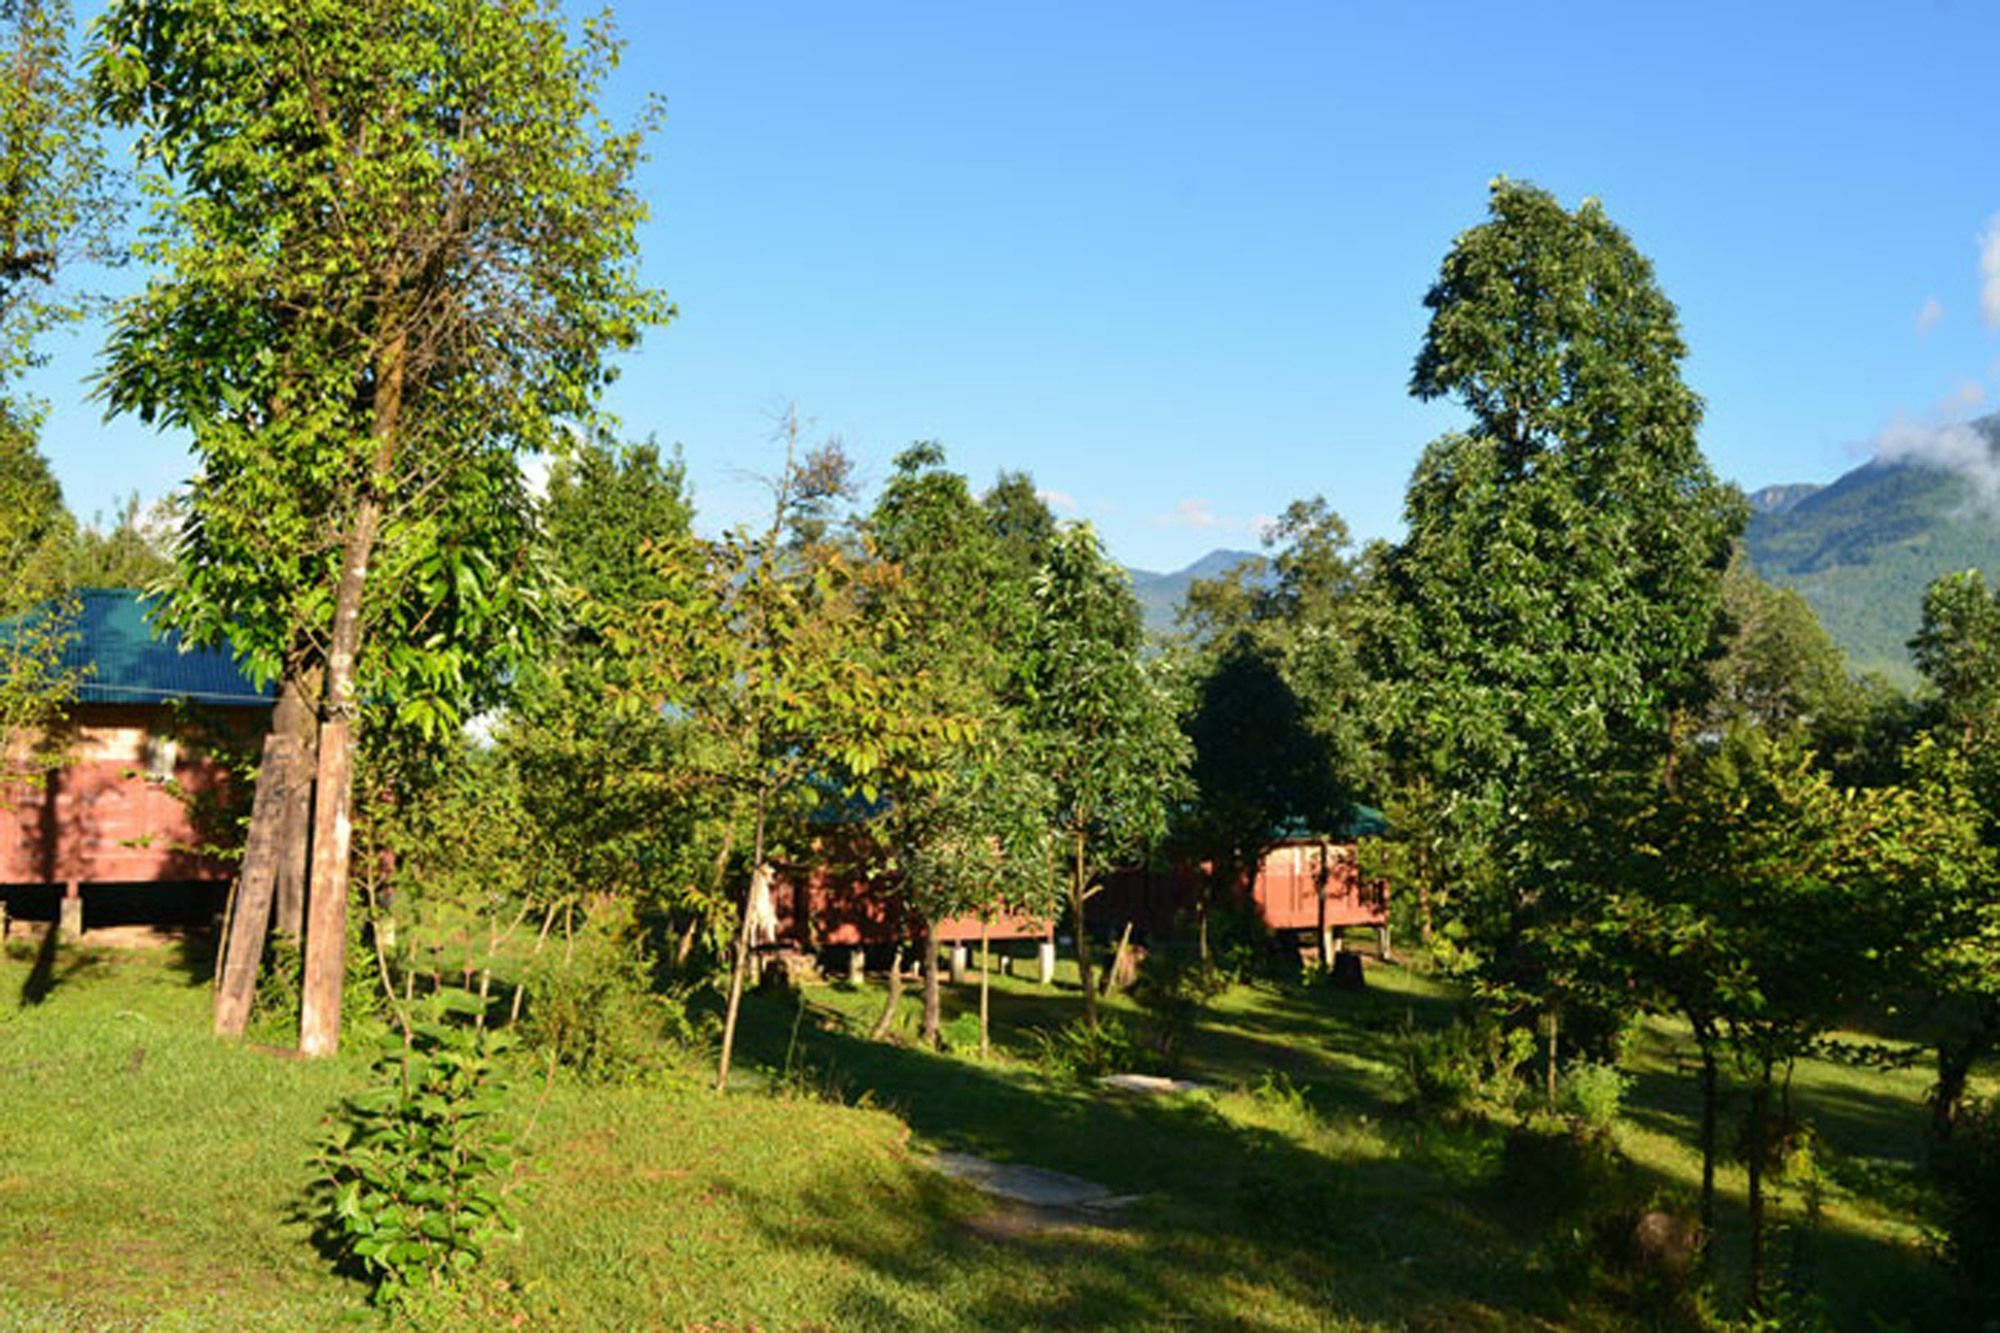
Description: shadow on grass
720,989,1626,1330
716,974,1967,1332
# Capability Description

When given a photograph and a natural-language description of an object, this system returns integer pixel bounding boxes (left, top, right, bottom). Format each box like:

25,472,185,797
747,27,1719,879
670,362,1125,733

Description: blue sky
31,0,2000,572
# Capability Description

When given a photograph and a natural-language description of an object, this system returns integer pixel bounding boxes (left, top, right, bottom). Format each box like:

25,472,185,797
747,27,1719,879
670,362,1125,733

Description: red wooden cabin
2,590,269,936
1089,810,1390,952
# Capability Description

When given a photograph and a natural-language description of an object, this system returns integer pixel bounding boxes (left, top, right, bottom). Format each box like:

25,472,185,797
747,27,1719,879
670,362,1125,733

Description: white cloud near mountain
1871,415,2000,504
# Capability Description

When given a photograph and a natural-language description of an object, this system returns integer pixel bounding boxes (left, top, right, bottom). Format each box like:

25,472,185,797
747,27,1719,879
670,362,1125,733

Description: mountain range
1136,415,2000,684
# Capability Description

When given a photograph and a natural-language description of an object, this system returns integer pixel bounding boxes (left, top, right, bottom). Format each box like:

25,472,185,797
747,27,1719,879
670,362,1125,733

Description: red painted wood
1,705,254,888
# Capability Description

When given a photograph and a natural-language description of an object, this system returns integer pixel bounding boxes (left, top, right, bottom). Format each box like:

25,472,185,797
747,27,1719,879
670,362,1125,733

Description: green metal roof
1272,803,1389,842
14,588,272,708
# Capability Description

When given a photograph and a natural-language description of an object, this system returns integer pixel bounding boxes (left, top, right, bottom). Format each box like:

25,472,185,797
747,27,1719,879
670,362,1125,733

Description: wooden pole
214,732,291,1037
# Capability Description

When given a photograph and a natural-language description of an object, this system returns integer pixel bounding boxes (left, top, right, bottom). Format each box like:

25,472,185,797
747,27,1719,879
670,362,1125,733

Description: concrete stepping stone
928,1151,1144,1215
1097,1073,1207,1096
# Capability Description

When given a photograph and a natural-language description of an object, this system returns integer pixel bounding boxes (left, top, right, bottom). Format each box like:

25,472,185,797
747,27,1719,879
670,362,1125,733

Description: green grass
0,936,1976,1329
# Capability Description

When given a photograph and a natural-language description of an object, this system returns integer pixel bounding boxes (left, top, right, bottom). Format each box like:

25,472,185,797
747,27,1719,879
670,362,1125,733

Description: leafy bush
1559,1062,1631,1137
1030,1016,1156,1081
1129,944,1229,1073
519,901,690,1083
1933,1095,2000,1309
309,994,517,1310
1393,1010,1536,1120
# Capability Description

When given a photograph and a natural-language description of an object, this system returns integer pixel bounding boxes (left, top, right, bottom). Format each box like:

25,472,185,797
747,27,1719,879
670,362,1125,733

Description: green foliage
1029,1015,1155,1081
519,903,693,1085
1558,1061,1631,1138
309,995,516,1310
1932,1095,2000,1309
1128,944,1229,1074
1375,179,1744,1022
1393,1010,1536,1121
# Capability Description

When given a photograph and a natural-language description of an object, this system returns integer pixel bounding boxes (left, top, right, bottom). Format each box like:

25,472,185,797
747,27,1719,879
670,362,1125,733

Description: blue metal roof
18,588,272,708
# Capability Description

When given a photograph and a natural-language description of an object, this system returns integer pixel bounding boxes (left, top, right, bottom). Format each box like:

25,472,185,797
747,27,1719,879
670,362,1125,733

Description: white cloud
1981,217,2000,330
1943,379,1987,414
1153,498,1226,531
1871,414,2000,504
1916,296,1945,338
1036,488,1078,513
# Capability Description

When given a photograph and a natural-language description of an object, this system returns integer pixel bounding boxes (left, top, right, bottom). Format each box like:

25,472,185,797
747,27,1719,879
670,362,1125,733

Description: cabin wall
1,704,259,893
1090,840,1387,942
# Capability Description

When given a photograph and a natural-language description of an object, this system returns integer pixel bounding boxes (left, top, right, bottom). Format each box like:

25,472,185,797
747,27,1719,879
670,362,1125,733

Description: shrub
1030,1016,1156,1081
308,993,517,1310
1129,944,1229,1074
1559,1062,1631,1137
1934,1095,2000,1309
1394,1009,1536,1120
519,901,690,1084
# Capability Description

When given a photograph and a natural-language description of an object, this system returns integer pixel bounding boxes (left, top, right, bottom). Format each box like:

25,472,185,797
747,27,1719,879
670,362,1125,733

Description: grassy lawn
0,935,1972,1330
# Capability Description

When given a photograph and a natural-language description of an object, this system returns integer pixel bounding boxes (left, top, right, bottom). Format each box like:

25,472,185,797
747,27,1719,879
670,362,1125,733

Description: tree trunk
213,731,290,1036
1748,1065,1771,1312
714,793,767,1093
1071,833,1099,1030
1545,1006,1560,1110
871,939,906,1041
271,659,318,938
296,500,380,1057
1697,1032,1720,1232
1932,1028,1988,1145
920,919,942,1049
978,920,991,1060
299,331,405,1059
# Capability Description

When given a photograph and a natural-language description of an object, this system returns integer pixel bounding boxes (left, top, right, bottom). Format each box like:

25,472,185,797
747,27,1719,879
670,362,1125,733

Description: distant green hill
1744,419,2000,686
1126,549,1261,637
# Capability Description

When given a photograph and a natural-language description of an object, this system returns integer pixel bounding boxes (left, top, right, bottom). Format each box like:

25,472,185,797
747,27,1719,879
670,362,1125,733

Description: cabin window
142,735,179,780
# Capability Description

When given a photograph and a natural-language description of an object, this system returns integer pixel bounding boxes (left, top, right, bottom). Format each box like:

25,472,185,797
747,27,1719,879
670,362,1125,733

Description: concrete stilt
846,947,865,984
59,883,83,939
1376,924,1392,960
949,944,969,985
1037,940,1056,986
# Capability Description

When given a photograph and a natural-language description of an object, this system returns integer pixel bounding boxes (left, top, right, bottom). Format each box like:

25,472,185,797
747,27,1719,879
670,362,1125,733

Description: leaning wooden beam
213,733,291,1037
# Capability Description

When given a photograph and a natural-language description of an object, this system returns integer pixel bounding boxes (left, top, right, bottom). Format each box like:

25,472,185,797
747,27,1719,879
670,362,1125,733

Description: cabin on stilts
1,589,269,939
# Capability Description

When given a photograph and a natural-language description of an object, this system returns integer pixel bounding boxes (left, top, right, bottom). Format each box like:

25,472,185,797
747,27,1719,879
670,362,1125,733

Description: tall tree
1025,523,1189,1028
862,443,1056,1048
1905,569,2000,1141
94,0,664,1054
0,0,114,795
1176,497,1377,960
1372,180,1743,1030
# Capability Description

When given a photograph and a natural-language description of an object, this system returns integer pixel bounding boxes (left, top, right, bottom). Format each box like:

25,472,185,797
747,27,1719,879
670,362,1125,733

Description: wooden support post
215,733,290,1037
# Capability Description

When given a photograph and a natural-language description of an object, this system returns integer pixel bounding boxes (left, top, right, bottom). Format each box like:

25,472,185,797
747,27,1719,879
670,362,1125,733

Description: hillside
1744,419,2000,684
1126,549,1261,637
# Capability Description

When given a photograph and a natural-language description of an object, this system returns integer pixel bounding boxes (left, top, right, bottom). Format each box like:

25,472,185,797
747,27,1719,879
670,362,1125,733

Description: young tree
93,0,664,1054
0,0,114,790
1025,523,1189,1028
611,422,950,1091
1373,180,1743,1037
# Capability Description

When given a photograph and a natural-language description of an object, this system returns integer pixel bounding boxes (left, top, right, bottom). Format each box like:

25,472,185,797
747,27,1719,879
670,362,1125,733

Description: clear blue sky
32,0,2000,572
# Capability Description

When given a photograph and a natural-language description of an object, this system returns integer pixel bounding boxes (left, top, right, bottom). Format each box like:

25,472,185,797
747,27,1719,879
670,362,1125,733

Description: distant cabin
1,589,270,936
1089,805,1391,952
